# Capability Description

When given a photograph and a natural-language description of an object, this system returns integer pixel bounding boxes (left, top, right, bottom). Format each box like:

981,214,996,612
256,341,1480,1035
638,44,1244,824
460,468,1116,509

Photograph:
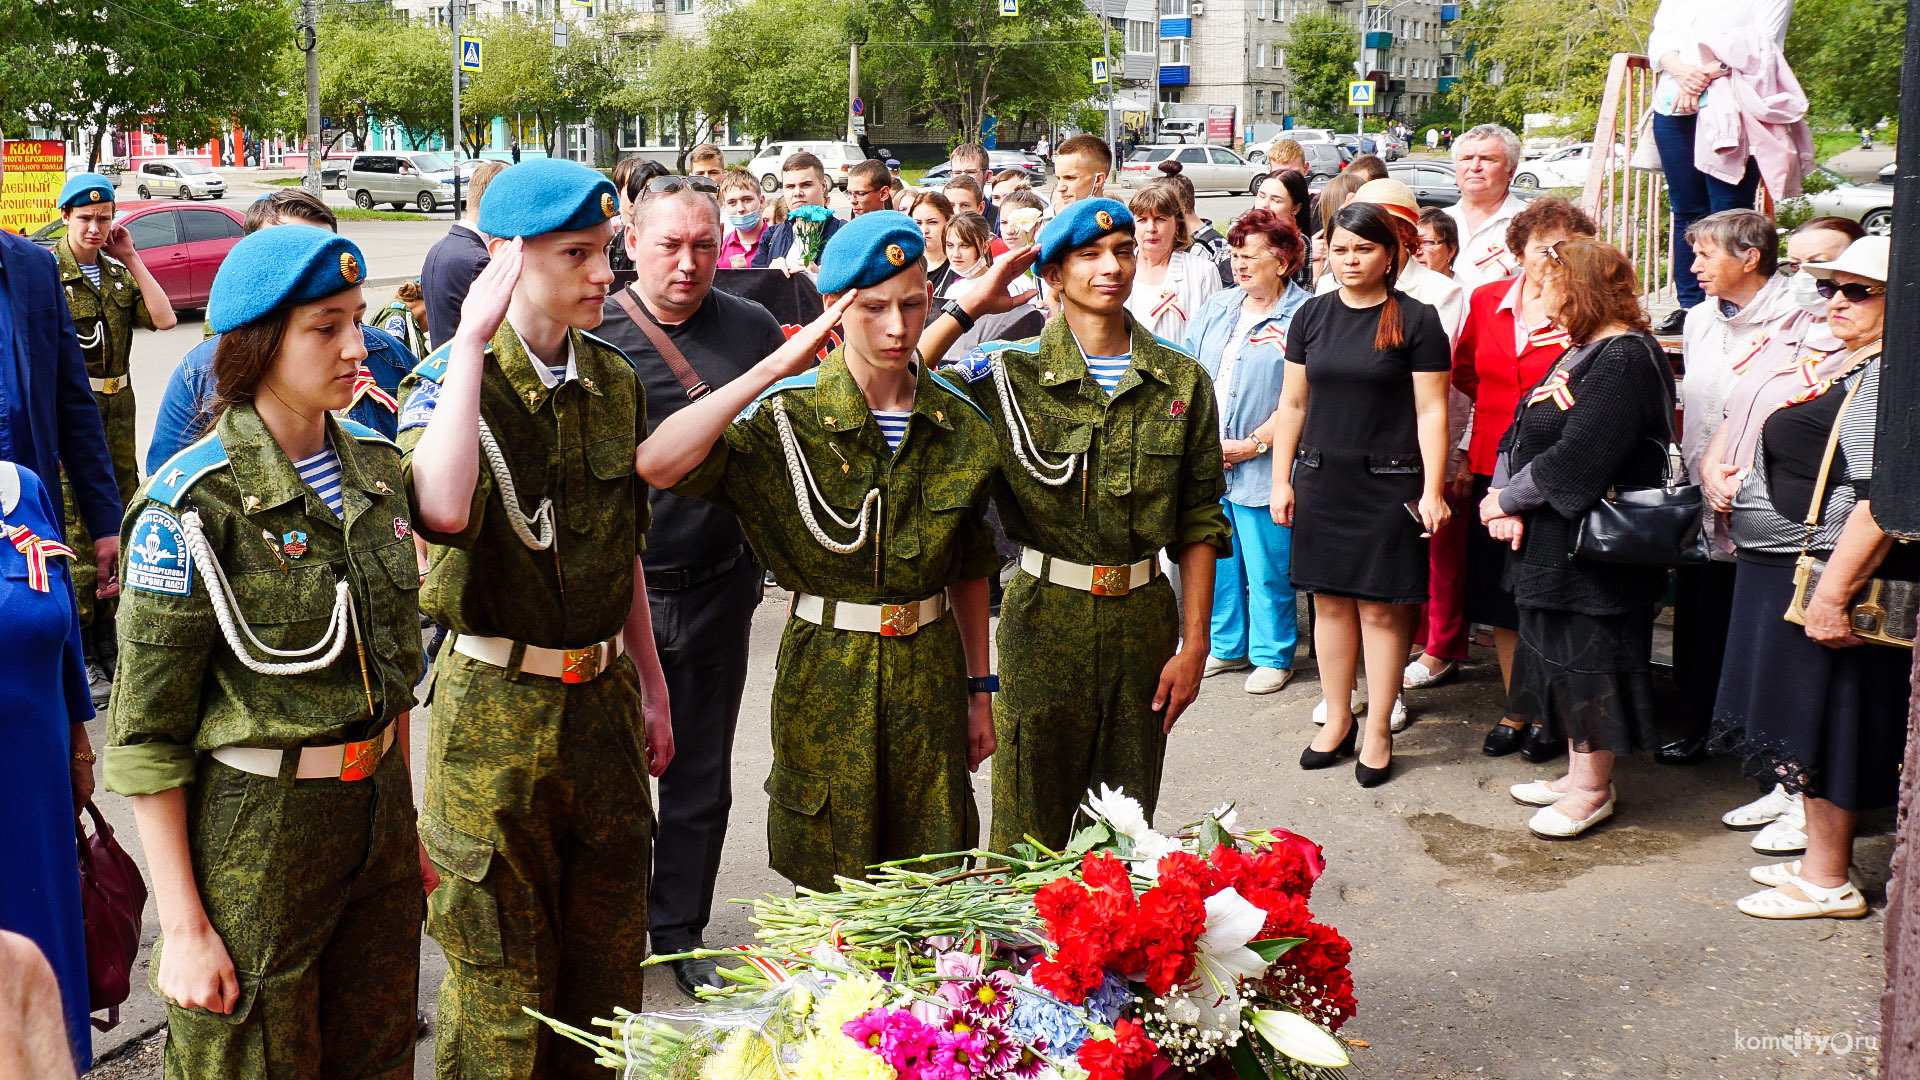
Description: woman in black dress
1479,240,1673,840
1272,202,1454,787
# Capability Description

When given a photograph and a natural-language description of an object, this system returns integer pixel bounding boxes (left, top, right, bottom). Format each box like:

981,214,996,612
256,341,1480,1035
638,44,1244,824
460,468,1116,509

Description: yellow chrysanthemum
812,975,887,1032
698,1028,778,1080
794,1034,896,1080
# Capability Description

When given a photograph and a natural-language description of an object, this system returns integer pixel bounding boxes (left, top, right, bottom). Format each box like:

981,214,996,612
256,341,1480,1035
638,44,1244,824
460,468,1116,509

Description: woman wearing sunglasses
1709,236,1911,920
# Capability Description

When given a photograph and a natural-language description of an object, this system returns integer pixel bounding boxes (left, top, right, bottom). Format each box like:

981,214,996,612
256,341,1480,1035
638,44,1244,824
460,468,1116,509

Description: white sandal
1527,790,1615,839
1752,802,1808,855
1736,875,1868,919
1402,658,1457,689
1749,861,1862,889
1509,780,1567,806
1723,785,1795,830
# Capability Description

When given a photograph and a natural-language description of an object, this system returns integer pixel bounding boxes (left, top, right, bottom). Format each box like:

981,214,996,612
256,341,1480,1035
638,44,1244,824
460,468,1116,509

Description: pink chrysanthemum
956,972,1017,1020
842,1010,890,1053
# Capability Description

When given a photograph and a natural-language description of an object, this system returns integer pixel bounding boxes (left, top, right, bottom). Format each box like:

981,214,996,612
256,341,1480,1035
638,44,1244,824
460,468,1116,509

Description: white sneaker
1204,655,1252,678
1723,785,1794,830
1311,696,1356,726
1245,666,1294,694
1752,800,1808,855
1388,697,1409,732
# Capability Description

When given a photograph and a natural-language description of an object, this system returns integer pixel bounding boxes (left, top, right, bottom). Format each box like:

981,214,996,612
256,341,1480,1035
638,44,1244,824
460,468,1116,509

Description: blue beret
206,226,368,335
475,158,620,239
57,173,116,210
816,210,925,295
1037,197,1134,266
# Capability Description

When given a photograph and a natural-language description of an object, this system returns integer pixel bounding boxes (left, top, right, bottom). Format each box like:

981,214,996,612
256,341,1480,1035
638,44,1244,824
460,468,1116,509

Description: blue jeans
1653,110,1761,309
1210,500,1298,670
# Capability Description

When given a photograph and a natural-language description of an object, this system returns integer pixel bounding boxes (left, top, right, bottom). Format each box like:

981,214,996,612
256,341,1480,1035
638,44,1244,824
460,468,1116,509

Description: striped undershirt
79,261,102,288
1085,352,1132,395
872,410,912,452
293,445,345,518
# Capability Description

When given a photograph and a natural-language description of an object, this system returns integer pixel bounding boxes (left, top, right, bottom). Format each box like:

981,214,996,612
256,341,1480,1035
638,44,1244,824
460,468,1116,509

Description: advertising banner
0,140,66,235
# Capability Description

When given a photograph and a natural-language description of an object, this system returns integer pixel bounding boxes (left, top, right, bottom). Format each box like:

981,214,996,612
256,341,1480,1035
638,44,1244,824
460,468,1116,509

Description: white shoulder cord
991,353,1080,486
180,510,355,676
477,417,555,550
768,395,881,554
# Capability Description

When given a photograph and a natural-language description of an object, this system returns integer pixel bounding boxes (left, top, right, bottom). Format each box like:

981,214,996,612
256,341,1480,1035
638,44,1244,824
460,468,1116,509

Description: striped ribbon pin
1526,323,1571,351
1473,245,1514,277
1730,334,1771,375
6,523,76,592
1526,369,1576,410
1248,325,1286,349
1150,290,1186,321
1785,353,1836,404
347,366,400,413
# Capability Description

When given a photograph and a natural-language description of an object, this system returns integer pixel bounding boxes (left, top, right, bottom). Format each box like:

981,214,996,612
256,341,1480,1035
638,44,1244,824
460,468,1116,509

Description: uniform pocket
585,436,635,480
1295,444,1323,468
764,764,834,886
420,813,505,967
1033,415,1093,456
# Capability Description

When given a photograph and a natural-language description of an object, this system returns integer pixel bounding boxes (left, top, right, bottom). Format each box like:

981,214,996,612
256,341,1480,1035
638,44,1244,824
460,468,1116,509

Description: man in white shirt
1442,125,1531,296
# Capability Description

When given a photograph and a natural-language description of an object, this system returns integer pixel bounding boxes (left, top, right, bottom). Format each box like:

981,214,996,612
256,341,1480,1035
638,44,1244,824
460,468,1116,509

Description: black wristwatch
941,298,977,333
968,675,1000,694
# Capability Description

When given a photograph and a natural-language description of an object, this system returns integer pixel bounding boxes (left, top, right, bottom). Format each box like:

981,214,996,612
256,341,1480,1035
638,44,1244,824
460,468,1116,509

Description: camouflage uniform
398,323,654,1080
673,351,1000,891
103,404,425,1080
54,236,154,625
946,316,1230,852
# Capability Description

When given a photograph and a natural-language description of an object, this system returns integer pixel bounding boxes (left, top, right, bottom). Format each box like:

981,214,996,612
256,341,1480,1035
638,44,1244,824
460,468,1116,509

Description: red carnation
1080,851,1134,895
1261,830,1326,883
1077,1019,1159,1080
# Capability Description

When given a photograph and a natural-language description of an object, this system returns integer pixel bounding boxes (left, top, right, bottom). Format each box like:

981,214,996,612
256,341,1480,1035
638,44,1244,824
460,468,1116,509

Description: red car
27,200,246,310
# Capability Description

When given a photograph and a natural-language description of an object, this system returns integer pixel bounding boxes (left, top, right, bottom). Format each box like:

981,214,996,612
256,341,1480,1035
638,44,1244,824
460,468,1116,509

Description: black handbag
1567,337,1708,566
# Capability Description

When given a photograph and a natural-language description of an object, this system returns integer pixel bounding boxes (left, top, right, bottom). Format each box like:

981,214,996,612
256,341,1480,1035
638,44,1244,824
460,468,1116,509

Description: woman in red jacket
1451,197,1596,761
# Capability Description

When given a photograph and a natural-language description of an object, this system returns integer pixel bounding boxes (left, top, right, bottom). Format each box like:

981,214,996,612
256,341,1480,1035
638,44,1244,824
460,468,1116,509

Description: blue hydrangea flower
1083,974,1133,1024
1004,978,1095,1054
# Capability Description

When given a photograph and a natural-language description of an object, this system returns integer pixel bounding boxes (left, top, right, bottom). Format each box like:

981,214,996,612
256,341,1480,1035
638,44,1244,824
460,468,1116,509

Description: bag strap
613,286,711,401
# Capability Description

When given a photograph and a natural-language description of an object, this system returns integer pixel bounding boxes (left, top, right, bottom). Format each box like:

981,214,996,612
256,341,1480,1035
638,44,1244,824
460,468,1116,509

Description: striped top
78,261,102,288
872,410,912,452
293,445,345,518
1085,352,1132,395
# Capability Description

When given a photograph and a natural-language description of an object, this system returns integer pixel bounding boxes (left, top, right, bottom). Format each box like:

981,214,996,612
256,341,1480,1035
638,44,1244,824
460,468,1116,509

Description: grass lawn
334,207,435,222
265,176,303,185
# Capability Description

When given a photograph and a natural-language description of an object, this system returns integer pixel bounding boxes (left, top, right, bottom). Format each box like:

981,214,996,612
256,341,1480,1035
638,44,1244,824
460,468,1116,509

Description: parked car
133,159,228,200
344,151,462,212
1385,161,1465,208
65,162,123,188
1806,168,1893,236
320,156,352,189
923,150,1048,183
1877,161,1895,184
1117,144,1266,195
26,200,245,309
746,141,867,192
1511,142,1621,190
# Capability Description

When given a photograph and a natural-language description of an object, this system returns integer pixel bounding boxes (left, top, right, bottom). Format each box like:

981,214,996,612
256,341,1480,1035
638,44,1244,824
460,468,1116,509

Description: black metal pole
1873,0,1920,533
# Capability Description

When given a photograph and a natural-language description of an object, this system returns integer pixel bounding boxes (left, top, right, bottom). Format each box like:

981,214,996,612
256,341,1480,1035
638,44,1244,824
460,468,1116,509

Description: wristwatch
941,298,977,333
1254,439,1271,455
968,675,1000,694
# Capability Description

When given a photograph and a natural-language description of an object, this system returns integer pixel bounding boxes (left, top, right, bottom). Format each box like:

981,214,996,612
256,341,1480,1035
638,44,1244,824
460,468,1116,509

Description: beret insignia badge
340,252,362,284
601,192,616,218
885,243,906,267
88,190,102,203
1095,209,1113,229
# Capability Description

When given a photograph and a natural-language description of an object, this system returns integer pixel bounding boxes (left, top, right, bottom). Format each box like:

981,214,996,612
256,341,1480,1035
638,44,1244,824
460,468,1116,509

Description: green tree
1285,10,1358,117
1439,0,1654,131
1786,0,1904,128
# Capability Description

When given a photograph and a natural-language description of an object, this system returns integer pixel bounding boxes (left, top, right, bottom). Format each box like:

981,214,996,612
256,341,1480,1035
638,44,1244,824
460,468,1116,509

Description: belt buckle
1090,564,1132,597
561,645,602,684
339,734,384,781
879,603,920,637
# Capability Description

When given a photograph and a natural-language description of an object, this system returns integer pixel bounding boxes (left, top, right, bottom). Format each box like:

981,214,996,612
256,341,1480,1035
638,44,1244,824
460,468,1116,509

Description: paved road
85,219,1886,1080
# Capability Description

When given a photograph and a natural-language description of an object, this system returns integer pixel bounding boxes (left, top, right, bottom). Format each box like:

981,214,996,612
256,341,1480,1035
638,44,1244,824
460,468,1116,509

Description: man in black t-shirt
596,183,789,997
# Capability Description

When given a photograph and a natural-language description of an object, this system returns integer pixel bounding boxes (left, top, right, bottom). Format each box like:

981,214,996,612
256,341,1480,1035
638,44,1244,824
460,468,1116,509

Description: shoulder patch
335,417,400,450
1151,334,1198,361
578,329,637,371
144,434,228,508
125,507,194,596
412,342,456,384
737,371,817,423
929,370,991,423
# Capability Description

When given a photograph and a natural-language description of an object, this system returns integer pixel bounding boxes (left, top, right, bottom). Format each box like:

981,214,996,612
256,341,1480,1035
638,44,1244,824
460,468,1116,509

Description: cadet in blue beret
636,208,1003,891
399,153,681,1079
929,196,1231,856
109,222,425,1079
51,169,177,700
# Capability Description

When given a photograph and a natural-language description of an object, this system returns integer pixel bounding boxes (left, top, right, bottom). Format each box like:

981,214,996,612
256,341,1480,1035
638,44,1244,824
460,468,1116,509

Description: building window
1159,36,1189,64
1274,48,1284,66
674,0,690,11
1127,19,1154,54
1159,0,1186,18
1256,43,1267,67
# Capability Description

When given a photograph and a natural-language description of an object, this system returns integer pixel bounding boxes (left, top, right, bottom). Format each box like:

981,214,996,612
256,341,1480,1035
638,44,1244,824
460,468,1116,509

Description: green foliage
637,0,850,144
1440,0,1655,130
1787,0,1905,128
1285,11,1358,117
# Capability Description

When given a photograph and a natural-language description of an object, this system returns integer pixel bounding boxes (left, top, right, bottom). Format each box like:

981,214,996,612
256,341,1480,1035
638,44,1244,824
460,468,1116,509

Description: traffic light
459,72,472,90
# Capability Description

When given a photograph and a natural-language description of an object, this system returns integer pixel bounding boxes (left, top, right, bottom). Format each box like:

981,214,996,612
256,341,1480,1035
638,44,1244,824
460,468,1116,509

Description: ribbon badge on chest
1527,369,1576,411
1248,325,1286,350
1785,352,1837,404
1731,334,1771,375
346,366,399,414
6,524,76,592
1150,290,1186,322
1473,245,1514,277
1526,323,1571,351
282,531,309,559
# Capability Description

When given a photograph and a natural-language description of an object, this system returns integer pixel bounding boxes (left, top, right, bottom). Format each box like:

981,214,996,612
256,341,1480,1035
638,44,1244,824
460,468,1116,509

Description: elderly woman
1183,209,1312,696
1481,240,1675,839
1664,210,1825,767
1415,207,1459,278
1445,197,1596,762
1710,236,1908,918
1125,181,1221,343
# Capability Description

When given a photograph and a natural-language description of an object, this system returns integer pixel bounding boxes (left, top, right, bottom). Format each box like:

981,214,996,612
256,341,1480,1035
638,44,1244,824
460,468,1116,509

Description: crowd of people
0,15,1905,1068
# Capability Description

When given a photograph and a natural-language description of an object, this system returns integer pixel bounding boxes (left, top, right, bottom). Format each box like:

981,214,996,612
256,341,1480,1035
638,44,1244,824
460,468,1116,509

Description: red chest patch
1169,400,1187,418
394,517,411,540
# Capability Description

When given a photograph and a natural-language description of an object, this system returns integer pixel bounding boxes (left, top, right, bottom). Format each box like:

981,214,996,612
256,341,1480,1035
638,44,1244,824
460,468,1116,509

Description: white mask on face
1789,270,1827,315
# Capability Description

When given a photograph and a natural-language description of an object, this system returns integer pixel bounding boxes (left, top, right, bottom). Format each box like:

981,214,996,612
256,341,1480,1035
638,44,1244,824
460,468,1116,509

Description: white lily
1129,830,1186,879
1193,887,1271,991
1207,802,1239,833
1083,784,1151,842
1249,1009,1350,1068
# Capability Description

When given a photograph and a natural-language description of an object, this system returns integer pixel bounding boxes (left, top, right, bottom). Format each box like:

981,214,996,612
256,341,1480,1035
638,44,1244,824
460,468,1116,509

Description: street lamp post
299,0,321,194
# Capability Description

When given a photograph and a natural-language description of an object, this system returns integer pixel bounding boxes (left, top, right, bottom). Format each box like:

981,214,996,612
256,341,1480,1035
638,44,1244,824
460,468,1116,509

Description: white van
1159,118,1205,142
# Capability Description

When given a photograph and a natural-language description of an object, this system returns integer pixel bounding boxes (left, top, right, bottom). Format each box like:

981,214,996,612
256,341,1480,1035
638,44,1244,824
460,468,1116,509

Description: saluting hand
763,289,860,379
949,245,1040,317
456,238,524,350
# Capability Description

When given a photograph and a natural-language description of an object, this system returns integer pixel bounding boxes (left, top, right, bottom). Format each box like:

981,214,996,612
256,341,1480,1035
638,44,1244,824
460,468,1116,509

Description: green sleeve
1177,381,1233,555
130,274,155,332
398,420,492,550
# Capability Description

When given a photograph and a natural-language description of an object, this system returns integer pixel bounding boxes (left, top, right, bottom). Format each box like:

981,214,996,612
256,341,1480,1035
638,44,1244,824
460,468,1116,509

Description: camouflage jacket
674,351,1001,601
944,315,1232,564
103,404,424,796
55,236,154,380
398,321,648,648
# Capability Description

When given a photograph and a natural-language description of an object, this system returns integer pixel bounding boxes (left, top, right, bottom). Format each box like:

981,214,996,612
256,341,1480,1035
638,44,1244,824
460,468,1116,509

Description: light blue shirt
1183,282,1311,508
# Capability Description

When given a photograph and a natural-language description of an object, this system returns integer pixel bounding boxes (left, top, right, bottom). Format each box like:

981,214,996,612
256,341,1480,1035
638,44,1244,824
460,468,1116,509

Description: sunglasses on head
646,175,719,195
1814,279,1885,302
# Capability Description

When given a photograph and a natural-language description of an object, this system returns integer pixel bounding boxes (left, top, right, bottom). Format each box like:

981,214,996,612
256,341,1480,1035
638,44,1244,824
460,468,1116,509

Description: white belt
451,632,626,682
211,720,396,782
1019,547,1159,596
90,375,128,394
791,592,947,636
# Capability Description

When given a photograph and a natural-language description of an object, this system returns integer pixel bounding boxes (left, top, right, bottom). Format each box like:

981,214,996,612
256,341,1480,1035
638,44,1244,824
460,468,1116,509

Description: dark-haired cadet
931,197,1232,852
637,210,1000,892
106,225,424,1079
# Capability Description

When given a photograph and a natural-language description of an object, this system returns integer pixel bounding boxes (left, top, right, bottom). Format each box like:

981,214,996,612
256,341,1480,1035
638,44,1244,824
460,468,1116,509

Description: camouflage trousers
61,387,140,626
990,569,1179,853
765,612,978,892
422,651,655,1080
159,742,420,1080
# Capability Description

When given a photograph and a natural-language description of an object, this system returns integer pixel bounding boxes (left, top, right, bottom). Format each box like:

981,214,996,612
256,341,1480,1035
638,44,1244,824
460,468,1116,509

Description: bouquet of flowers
533,786,1359,1080
787,204,836,269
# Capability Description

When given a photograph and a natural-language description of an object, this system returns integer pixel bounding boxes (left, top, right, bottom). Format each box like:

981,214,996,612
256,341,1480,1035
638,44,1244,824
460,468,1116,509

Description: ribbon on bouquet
6,523,76,592
1526,369,1576,411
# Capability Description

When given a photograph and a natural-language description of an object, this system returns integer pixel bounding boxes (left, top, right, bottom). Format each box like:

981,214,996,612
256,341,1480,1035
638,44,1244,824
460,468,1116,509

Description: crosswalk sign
460,36,484,72
1348,80,1374,107
1092,57,1109,84
1000,0,1018,15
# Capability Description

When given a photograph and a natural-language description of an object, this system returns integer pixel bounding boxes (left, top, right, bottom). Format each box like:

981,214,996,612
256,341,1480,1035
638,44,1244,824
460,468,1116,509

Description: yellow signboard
0,141,65,235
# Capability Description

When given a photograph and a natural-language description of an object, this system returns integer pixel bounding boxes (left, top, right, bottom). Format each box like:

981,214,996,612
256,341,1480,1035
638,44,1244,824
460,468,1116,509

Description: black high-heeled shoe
1355,735,1393,787
1299,722,1358,770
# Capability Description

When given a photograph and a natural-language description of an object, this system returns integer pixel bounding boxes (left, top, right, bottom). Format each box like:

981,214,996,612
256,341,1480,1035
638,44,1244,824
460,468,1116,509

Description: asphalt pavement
84,211,1887,1080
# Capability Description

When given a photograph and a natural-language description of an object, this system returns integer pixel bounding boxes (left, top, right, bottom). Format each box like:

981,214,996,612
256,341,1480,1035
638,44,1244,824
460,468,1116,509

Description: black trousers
1672,558,1739,738
647,555,760,953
